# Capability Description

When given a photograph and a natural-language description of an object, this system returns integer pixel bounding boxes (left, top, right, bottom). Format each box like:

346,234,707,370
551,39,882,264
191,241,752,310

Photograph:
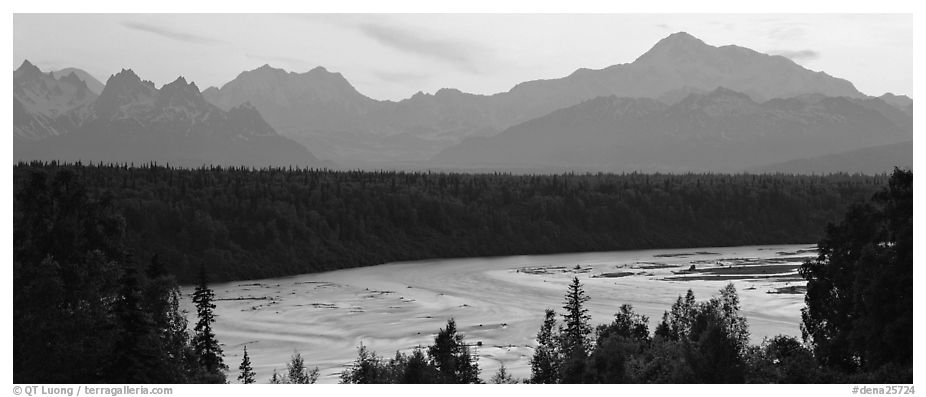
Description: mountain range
432,88,912,172
14,62,319,167
14,32,912,173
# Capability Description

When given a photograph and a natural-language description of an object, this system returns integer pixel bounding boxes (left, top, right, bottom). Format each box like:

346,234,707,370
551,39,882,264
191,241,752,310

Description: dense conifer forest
14,162,890,283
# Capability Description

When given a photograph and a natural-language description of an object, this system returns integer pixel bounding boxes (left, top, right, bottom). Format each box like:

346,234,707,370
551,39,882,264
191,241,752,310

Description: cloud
122,21,221,45
708,21,735,30
359,23,486,73
767,25,807,42
769,49,820,62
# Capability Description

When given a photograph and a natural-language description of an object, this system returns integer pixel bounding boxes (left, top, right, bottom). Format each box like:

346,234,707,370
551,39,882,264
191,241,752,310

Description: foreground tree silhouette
583,304,651,383
339,344,394,384
192,264,226,383
427,318,481,383
400,348,440,383
14,169,204,383
238,346,255,384
596,304,650,345
108,266,164,382
685,304,746,383
655,290,697,341
558,277,591,383
142,254,197,382
490,363,517,384
530,309,559,383
285,352,319,384
13,170,126,383
800,168,912,377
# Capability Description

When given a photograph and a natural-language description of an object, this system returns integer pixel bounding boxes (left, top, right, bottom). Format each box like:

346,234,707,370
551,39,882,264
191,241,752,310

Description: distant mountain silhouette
202,32,872,165
15,63,320,167
751,142,912,175
52,67,105,94
14,60,97,140
878,93,913,115
14,32,913,172
202,64,501,163
432,87,912,172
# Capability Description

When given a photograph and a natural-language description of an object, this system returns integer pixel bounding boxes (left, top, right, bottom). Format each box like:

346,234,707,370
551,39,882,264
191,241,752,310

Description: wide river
182,244,816,383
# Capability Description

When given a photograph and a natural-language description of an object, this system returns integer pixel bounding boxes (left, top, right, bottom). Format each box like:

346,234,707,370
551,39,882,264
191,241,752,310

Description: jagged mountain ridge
52,67,106,95
14,63,320,167
13,60,98,140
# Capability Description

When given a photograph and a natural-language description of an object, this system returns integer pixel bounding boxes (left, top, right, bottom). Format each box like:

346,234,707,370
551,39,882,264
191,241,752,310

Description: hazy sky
13,14,913,100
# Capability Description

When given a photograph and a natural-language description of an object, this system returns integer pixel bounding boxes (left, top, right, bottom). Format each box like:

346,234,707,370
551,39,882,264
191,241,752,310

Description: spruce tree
560,277,591,355
530,309,559,383
558,277,591,383
238,346,255,384
142,254,195,382
192,263,226,382
108,266,162,383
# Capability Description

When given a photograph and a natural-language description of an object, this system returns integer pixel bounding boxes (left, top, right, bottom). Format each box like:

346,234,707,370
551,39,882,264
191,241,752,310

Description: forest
12,162,911,384
13,162,890,283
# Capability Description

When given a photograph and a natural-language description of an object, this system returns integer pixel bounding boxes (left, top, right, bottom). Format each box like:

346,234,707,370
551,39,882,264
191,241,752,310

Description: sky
13,14,913,101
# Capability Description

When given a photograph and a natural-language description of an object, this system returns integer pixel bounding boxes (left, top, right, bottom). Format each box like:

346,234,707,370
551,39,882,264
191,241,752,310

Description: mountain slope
752,142,912,175
432,87,912,172
878,93,913,115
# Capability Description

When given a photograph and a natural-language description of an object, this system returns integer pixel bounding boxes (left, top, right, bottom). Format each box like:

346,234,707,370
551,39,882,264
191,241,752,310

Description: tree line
13,161,888,283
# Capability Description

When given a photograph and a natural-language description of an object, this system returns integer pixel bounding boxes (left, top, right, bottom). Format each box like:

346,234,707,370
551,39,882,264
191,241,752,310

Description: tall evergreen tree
108,266,163,383
192,263,226,383
530,309,559,383
142,254,196,382
558,277,591,382
238,346,256,384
